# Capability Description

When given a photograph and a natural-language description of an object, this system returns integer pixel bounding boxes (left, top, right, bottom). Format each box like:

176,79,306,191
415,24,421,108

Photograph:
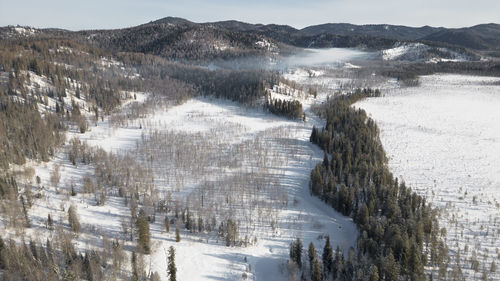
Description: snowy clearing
355,74,500,280
4,79,357,280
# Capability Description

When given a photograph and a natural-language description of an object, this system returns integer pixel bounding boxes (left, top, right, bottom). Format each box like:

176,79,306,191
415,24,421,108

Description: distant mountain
300,23,444,40
2,18,499,60
208,21,397,50
150,16,195,26
209,20,500,55
210,21,301,45
74,20,286,61
422,24,500,52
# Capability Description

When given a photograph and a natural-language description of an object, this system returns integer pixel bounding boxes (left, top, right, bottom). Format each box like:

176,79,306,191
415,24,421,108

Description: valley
1,15,500,281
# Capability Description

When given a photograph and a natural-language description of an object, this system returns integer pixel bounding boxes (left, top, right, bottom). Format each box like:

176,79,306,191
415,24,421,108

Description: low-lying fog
280,48,376,68
207,48,377,71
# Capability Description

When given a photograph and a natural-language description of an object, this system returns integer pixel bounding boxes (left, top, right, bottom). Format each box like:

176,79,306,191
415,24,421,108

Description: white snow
355,74,500,280
141,97,358,280
382,42,469,62
255,39,277,52
12,26,38,36
5,88,357,280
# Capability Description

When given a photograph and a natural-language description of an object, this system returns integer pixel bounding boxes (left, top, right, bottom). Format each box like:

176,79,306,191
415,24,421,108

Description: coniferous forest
3,15,500,281
306,88,449,280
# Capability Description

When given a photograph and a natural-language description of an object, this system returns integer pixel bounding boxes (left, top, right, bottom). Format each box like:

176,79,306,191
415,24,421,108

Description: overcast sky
1,0,499,30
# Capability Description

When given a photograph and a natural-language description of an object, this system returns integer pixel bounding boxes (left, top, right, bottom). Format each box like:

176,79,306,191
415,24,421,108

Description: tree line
308,88,449,280
264,92,304,120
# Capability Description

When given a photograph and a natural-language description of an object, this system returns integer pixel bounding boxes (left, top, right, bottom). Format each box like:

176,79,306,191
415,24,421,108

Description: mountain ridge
2,17,500,59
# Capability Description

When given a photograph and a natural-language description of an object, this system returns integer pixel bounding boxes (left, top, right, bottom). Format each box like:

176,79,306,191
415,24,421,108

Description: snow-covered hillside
2,68,358,280
381,42,473,63
356,74,500,280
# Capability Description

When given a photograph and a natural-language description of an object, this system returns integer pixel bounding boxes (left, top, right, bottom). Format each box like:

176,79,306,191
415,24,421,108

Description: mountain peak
150,17,194,26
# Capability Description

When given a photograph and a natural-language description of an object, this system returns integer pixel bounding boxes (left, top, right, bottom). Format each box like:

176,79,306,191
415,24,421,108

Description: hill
301,23,444,40
422,23,500,56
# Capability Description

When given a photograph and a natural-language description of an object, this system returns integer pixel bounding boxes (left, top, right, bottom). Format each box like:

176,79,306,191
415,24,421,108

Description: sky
1,0,499,30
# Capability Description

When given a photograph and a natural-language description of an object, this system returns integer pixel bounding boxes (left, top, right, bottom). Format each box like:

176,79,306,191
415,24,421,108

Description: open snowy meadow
3,66,360,280
356,74,500,280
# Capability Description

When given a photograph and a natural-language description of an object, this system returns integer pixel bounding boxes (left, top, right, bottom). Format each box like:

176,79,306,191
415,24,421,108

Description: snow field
136,97,358,280
3,79,358,280
381,42,470,62
355,74,500,280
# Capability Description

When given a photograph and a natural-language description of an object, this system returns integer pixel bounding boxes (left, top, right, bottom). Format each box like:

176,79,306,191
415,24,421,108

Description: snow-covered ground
381,42,472,63
3,69,358,280
355,74,500,280
137,96,358,280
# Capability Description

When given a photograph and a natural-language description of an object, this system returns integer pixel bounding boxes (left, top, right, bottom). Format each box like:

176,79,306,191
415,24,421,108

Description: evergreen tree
136,209,151,254
333,246,341,279
384,250,399,281
369,265,379,281
409,240,424,280
168,246,177,281
47,213,54,230
175,227,181,242
308,242,316,270
311,258,322,281
131,251,138,281
323,150,329,167
294,238,303,268
322,236,334,276
289,238,303,268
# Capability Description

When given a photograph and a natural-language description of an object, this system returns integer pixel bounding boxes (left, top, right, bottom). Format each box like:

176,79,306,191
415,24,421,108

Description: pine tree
294,238,303,268
308,242,316,269
311,258,322,281
384,250,399,281
168,246,177,281
175,227,181,242
409,240,424,280
47,213,54,230
131,251,138,281
358,203,369,227
369,265,379,281
323,150,329,167
322,236,334,276
136,209,151,254
333,246,341,279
